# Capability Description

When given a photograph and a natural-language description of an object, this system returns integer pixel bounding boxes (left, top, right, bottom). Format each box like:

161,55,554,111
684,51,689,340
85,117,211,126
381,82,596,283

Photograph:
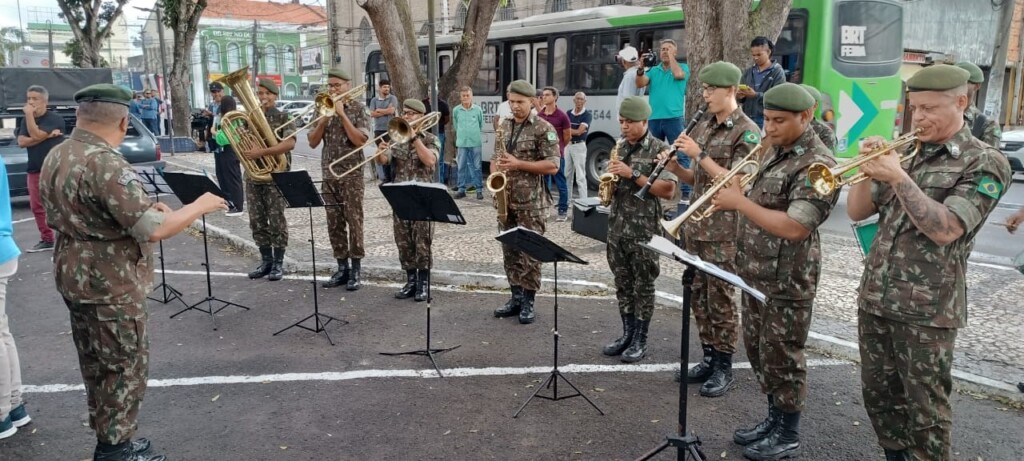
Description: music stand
270,170,347,345
162,171,251,330
633,236,766,461
497,226,604,418
135,167,187,308
378,181,466,376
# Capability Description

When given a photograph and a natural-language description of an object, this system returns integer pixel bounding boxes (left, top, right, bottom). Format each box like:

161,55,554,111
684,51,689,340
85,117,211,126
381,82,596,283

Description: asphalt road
2,203,1022,460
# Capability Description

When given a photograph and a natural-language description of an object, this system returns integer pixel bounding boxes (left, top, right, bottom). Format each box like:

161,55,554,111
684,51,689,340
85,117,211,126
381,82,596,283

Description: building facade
22,17,131,69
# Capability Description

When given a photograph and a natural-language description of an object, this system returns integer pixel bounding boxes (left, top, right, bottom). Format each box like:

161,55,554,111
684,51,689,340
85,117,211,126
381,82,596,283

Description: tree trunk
682,0,722,118
359,0,426,101
168,0,207,138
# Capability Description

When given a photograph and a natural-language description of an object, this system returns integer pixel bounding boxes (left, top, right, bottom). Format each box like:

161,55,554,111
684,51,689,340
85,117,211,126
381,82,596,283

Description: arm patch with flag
742,130,760,144
977,176,1003,199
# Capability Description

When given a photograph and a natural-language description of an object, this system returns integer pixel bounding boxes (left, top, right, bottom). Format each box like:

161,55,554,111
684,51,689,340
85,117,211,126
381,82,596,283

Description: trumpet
806,128,922,196
661,144,765,239
329,112,441,179
274,84,367,141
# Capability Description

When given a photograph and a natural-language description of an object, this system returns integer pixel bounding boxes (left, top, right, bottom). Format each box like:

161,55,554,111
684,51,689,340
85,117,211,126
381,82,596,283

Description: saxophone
486,122,509,226
598,141,621,207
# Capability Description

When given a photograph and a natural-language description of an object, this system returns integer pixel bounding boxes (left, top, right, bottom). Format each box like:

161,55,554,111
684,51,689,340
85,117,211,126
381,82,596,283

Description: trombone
661,144,765,239
329,112,442,179
273,83,367,141
806,128,922,196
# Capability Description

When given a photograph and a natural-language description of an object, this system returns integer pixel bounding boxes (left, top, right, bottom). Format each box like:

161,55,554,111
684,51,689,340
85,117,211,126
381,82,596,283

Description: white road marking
12,217,34,225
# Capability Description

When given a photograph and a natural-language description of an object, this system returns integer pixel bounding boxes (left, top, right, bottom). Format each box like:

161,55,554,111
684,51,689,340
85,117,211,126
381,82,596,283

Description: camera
642,50,657,68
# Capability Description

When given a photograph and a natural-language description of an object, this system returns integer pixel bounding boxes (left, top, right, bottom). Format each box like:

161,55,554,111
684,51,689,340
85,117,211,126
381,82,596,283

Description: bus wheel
585,136,614,191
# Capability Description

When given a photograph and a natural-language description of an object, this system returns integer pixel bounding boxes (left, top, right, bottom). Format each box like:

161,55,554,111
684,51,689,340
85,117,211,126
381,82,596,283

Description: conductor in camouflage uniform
307,68,370,291
600,96,677,363
39,84,228,461
659,61,759,392
955,61,1002,147
848,65,1011,461
491,80,560,324
712,83,838,461
242,79,293,282
376,99,438,302
799,84,837,153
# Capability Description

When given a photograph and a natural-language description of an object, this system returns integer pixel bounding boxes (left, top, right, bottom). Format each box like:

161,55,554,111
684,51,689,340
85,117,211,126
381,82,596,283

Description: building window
498,1,516,21
284,82,298,98
283,45,296,74
600,0,624,5
454,1,468,30
207,42,221,73
546,0,568,13
265,44,278,74
227,43,241,71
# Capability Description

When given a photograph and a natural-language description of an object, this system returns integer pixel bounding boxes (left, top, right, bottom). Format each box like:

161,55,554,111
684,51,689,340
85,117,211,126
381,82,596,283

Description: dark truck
0,68,165,197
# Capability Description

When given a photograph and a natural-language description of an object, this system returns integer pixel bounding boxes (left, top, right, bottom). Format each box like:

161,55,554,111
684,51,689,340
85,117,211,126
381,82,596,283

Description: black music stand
163,171,251,330
135,167,187,308
378,181,466,376
270,170,347,344
633,236,766,461
497,226,604,418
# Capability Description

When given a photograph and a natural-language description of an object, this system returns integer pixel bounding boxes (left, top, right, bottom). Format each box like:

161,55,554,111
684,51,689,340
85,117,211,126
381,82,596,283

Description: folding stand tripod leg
169,216,251,330
147,197,186,306
514,262,604,418
274,207,346,344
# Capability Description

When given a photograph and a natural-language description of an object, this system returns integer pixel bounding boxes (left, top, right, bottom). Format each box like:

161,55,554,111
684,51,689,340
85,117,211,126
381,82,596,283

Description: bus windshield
832,0,903,78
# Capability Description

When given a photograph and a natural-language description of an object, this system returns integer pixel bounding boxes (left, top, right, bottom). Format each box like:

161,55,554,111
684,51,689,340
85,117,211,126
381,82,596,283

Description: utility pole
1013,8,1024,126
441,0,450,35
46,20,54,69
141,29,150,74
326,0,337,68
252,20,260,89
428,0,438,132
983,0,1015,123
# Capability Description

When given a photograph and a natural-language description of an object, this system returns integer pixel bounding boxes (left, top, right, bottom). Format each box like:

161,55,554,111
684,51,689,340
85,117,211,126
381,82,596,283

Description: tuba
216,67,289,183
598,141,621,207
486,123,509,226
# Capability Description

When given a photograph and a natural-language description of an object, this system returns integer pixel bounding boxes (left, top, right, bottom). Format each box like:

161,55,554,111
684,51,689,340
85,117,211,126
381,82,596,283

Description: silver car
999,130,1024,174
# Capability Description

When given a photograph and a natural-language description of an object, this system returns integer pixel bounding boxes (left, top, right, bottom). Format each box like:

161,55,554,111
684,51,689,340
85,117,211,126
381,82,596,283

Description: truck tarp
0,68,114,110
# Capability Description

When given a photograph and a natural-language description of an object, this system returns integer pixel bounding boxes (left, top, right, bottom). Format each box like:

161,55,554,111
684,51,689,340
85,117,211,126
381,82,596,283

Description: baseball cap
209,82,224,91
617,46,639,63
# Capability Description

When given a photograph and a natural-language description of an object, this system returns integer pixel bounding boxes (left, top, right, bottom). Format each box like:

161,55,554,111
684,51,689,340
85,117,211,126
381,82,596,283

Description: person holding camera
635,39,691,202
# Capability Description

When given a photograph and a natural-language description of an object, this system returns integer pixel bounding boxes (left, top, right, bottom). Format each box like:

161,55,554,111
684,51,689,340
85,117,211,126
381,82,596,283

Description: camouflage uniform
857,124,1010,460
810,119,836,153
246,106,292,249
607,132,676,322
682,108,759,354
736,129,838,413
964,105,1001,148
387,130,439,270
322,100,371,259
38,128,166,445
498,114,560,291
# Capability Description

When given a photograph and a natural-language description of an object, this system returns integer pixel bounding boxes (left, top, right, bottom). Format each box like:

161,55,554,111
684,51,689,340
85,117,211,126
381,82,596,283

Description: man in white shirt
616,45,645,119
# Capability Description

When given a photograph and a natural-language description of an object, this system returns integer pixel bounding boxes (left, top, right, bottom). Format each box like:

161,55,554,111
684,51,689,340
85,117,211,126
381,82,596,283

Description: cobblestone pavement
165,151,1024,399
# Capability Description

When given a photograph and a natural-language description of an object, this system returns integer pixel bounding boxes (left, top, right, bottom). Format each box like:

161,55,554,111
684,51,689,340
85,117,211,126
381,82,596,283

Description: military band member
848,65,1011,461
491,80,560,324
307,68,370,291
39,84,228,461
600,97,677,363
659,61,759,392
711,83,838,460
799,84,837,152
955,61,1002,147
242,79,293,281
376,99,438,301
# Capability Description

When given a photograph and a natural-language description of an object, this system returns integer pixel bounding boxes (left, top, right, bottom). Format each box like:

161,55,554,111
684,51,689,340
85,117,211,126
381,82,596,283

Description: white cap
617,46,639,63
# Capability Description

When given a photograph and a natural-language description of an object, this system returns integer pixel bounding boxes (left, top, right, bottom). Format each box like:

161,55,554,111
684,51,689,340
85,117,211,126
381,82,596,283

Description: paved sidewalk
164,151,1024,402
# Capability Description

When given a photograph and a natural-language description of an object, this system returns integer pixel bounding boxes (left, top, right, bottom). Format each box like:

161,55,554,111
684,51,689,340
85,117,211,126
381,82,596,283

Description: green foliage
0,27,26,67
63,38,109,68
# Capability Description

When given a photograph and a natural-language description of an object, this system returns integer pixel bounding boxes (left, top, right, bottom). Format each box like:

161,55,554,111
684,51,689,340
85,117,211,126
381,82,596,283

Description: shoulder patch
977,176,1003,199
742,130,760,144
118,167,140,187
546,131,557,142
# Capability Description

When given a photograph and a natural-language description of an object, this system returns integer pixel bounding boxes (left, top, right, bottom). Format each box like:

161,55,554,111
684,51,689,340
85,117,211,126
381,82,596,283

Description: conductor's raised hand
196,192,230,214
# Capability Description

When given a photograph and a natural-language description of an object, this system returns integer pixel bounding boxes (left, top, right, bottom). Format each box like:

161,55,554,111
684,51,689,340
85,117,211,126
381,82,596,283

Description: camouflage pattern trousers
323,177,364,259
245,181,288,248
500,209,545,291
67,301,149,445
607,235,660,321
858,310,956,461
394,216,432,270
741,293,813,413
687,240,738,353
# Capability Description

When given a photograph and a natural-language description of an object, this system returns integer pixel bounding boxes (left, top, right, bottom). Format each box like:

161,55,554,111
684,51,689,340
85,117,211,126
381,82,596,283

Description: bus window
473,44,500,95
570,32,628,94
513,49,528,81
777,12,808,83
832,0,903,78
552,38,567,90
439,55,451,77
535,47,548,89
637,28,686,61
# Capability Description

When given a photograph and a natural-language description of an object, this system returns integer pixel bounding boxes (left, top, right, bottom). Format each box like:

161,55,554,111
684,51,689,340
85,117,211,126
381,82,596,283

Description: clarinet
633,104,707,199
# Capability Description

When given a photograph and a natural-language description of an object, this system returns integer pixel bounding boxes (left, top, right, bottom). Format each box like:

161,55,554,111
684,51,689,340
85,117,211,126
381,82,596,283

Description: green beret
327,68,350,81
954,61,984,84
698,61,742,87
258,79,279,95
509,79,535,98
907,64,970,92
403,98,426,114
799,84,822,106
74,84,133,107
763,83,814,112
619,96,652,121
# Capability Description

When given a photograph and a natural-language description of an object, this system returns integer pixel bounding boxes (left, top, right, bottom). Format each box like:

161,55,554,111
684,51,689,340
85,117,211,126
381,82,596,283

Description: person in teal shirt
452,86,485,199
0,159,28,440
636,38,691,204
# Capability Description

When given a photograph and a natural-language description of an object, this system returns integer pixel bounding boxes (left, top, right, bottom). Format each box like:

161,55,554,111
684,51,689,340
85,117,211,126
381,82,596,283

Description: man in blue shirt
566,92,591,202
739,36,787,129
636,38,690,201
138,89,162,136
0,158,29,440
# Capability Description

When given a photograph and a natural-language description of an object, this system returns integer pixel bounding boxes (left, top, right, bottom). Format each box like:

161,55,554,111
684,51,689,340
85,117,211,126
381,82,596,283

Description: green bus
364,0,904,188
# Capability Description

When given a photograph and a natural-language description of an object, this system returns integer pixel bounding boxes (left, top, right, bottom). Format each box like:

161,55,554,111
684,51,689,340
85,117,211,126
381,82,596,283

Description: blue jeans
554,157,568,213
649,117,691,198
437,132,447,183
143,118,160,136
457,146,483,192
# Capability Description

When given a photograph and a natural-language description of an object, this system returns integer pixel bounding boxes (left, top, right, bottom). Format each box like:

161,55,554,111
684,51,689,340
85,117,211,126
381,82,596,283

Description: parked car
998,130,1024,174
281,100,314,127
1,112,165,197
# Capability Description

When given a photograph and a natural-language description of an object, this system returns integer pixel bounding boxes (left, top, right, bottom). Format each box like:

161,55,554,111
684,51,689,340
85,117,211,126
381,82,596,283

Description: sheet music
496,225,541,237
384,180,449,191
645,235,766,303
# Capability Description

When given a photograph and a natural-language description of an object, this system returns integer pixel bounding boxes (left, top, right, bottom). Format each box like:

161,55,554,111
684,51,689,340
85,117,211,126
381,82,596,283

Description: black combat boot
884,449,910,461
602,314,636,356
130,438,152,455
323,259,350,288
700,350,734,397
743,411,801,460
268,248,285,281
518,289,537,324
676,344,714,383
494,286,522,317
414,270,430,302
395,269,417,299
734,395,781,446
346,258,362,291
621,318,650,363
94,440,167,461
248,247,273,279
